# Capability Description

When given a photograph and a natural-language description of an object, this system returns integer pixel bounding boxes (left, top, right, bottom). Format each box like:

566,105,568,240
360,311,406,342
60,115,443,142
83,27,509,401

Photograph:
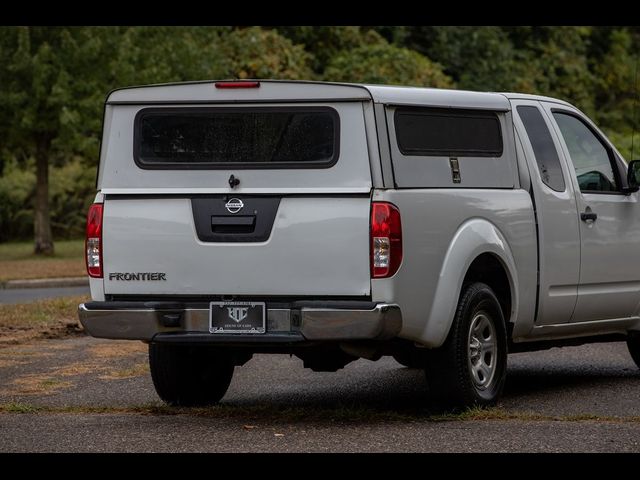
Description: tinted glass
395,108,503,157
517,106,565,192
553,112,617,192
136,108,338,167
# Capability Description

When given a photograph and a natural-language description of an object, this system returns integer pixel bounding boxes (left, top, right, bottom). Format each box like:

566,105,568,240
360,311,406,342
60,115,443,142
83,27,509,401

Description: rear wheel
425,282,507,410
149,343,234,406
627,331,640,369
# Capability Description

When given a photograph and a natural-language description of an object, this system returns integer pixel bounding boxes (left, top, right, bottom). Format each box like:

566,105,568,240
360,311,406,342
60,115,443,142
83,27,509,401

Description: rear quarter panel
372,189,537,346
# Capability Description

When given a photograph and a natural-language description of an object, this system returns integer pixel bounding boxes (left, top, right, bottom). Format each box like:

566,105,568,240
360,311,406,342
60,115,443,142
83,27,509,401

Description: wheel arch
462,253,512,329
419,218,518,348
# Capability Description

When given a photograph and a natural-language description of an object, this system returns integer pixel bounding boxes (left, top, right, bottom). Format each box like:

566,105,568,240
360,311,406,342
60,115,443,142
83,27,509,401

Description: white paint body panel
89,277,105,301
365,84,510,110
371,189,537,347
540,101,640,323
106,80,508,110
511,99,581,326
98,102,371,192
103,197,371,296
571,190,640,321
106,80,371,104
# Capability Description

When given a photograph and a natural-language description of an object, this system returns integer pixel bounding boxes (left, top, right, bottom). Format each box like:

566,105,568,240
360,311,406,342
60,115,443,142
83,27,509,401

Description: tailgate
102,196,371,296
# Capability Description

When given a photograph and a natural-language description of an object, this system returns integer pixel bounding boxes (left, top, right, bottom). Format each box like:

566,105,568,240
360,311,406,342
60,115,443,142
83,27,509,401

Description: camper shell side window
387,106,515,189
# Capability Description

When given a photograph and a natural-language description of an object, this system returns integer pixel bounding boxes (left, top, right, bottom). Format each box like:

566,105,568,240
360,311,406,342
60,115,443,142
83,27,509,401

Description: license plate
209,302,266,334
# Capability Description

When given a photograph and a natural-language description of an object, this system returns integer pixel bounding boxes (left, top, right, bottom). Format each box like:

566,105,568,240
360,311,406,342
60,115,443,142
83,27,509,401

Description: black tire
149,343,234,406
425,282,507,410
627,331,640,369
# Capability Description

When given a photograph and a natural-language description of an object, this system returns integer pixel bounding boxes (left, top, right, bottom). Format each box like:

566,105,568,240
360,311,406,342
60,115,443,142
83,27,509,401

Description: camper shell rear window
134,107,340,169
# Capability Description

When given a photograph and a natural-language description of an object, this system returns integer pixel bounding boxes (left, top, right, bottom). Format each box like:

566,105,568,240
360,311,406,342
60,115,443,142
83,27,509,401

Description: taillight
85,203,103,278
370,202,402,278
215,81,260,89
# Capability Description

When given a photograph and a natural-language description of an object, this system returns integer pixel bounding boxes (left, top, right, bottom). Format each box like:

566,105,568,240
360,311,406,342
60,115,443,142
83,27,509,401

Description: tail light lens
85,203,103,278
371,202,402,278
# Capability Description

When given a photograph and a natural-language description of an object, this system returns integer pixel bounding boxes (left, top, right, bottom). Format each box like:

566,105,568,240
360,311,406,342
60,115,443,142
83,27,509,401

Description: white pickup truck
78,80,640,409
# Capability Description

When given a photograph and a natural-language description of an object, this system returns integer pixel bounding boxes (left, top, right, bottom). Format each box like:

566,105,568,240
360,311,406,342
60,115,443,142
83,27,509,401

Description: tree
219,27,314,79
0,27,112,254
106,27,229,86
109,26,313,83
591,28,637,131
502,27,596,116
323,36,453,88
404,27,519,92
0,27,229,253
276,26,383,74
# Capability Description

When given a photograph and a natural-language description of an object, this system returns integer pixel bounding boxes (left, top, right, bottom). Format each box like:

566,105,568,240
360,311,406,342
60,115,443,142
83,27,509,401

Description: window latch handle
228,174,240,189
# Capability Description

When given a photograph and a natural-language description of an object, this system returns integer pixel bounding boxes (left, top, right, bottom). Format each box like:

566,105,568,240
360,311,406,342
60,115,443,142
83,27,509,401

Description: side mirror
627,160,640,193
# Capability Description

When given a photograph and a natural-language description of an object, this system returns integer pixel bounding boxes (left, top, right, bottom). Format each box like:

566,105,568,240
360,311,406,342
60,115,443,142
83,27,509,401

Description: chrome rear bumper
78,301,402,343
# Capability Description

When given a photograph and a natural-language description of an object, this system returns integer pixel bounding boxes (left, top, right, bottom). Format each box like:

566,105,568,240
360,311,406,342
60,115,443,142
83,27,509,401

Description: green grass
430,406,602,422
0,295,87,344
0,239,85,282
1,402,40,413
0,239,84,261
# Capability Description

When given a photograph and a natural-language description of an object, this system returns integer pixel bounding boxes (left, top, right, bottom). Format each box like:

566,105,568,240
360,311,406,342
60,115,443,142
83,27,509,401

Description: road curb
0,277,89,289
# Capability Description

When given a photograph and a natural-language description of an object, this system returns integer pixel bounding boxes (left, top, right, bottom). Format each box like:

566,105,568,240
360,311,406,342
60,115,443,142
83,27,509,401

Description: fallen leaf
243,425,257,430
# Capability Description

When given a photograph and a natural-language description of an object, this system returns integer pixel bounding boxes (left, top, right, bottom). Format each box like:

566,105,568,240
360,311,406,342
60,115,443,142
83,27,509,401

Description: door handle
580,210,597,222
211,215,256,234
211,216,255,227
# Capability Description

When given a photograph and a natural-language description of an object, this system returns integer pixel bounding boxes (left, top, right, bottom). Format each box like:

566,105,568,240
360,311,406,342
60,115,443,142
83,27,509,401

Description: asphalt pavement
2,413,638,453
1,336,639,452
0,286,90,304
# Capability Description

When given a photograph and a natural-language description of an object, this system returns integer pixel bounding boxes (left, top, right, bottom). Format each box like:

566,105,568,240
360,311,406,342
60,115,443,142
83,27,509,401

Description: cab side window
552,112,618,193
517,106,565,192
